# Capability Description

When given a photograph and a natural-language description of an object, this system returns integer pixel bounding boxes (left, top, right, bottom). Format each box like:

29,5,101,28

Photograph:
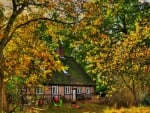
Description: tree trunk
121,75,139,106
132,89,138,106
0,52,8,112
132,80,139,106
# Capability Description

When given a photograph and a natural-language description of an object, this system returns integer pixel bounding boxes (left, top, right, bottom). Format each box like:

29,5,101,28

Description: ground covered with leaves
13,102,150,113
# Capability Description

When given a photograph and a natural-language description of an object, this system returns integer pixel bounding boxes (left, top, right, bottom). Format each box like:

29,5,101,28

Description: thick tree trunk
0,52,8,112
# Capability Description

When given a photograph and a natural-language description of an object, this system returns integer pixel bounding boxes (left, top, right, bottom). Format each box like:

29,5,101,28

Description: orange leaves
100,34,108,39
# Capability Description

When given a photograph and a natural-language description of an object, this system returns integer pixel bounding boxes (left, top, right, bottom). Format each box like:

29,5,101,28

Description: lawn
18,102,105,113
14,102,150,113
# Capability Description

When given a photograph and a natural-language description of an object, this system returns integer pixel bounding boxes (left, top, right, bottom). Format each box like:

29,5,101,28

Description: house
23,46,95,104
45,56,95,101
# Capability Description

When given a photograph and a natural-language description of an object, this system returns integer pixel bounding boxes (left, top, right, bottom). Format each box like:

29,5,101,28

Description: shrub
107,88,135,108
141,93,150,105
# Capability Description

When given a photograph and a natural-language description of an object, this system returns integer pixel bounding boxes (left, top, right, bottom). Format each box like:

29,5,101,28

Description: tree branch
0,0,77,51
121,74,133,93
16,17,75,29
12,0,17,11
7,17,75,47
0,1,27,51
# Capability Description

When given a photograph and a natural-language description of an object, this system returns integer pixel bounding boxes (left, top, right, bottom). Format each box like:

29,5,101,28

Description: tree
69,0,150,106
0,0,84,112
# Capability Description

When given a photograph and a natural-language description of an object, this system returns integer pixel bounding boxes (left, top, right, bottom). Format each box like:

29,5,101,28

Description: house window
35,87,43,94
77,87,82,94
52,86,58,95
65,86,70,94
86,87,90,94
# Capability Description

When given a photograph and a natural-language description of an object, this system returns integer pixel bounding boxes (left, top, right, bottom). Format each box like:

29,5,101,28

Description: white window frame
86,87,90,94
77,87,82,94
35,87,43,94
52,86,58,95
65,86,70,94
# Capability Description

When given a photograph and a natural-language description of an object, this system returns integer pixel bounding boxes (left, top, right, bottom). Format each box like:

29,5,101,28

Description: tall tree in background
70,0,150,106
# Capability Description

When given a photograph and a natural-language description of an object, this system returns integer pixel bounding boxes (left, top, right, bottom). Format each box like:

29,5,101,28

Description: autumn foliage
0,0,150,112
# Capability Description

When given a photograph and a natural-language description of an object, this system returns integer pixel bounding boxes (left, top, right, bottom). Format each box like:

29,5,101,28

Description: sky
1,0,12,15
1,0,11,6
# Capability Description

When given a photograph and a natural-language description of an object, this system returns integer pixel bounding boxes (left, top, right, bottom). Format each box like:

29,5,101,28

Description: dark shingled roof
46,56,95,86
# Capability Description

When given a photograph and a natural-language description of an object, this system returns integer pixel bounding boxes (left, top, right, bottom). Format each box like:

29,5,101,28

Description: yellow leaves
145,25,150,32
45,2,57,10
44,70,52,76
80,20,88,28
106,9,112,17
4,21,67,85
100,52,107,58
91,69,97,74
86,56,95,63
135,22,140,33
90,27,97,35
93,18,102,26
133,64,140,71
83,2,96,12
26,75,38,84
64,3,74,13
96,62,103,71
120,67,125,71
83,33,88,39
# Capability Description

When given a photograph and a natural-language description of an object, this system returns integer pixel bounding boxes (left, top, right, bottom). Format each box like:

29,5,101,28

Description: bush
96,85,108,95
141,93,150,105
107,88,135,108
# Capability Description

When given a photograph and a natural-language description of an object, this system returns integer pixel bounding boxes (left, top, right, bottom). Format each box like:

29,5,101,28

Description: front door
72,89,76,101
51,86,58,100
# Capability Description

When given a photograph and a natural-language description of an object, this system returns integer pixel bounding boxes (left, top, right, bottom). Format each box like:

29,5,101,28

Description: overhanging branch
8,17,75,45
15,17,75,29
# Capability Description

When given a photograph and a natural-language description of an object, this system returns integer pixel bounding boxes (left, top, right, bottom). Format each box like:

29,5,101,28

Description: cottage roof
45,56,95,86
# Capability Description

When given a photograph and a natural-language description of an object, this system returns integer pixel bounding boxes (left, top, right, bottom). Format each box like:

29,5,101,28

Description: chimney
56,45,65,60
